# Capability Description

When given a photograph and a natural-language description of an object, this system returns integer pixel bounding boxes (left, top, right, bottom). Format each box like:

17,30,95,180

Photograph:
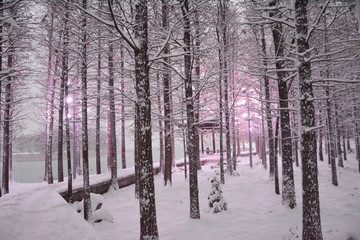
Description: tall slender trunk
260,74,267,169
61,2,71,202
156,73,164,173
181,94,187,179
108,38,117,189
346,130,351,151
134,107,139,199
96,8,101,174
219,0,232,175
270,0,296,209
64,71,72,202
217,42,224,184
44,5,54,183
120,40,126,169
0,0,2,197
194,9,201,170
342,129,347,161
353,88,360,173
81,0,92,221
182,0,200,219
2,20,14,194
295,0,323,239
261,24,275,177
335,103,343,167
318,109,324,161
162,0,172,185
323,19,337,185
231,48,237,170
274,116,280,195
58,3,70,183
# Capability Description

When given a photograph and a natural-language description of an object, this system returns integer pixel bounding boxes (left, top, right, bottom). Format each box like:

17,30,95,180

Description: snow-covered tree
207,176,227,214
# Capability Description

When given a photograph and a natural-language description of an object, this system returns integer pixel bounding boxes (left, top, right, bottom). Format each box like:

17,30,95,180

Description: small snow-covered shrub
71,193,113,223
207,177,227,214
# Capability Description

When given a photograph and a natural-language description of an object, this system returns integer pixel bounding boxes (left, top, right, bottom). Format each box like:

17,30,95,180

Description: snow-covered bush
72,193,113,223
207,177,227,213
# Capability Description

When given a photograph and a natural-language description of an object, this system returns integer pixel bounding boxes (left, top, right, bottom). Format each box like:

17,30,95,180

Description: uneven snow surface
0,154,359,240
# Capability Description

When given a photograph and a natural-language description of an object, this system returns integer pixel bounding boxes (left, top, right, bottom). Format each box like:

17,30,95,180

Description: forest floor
0,153,359,240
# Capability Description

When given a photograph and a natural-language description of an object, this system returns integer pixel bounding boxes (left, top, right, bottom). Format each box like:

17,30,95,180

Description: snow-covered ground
0,153,359,240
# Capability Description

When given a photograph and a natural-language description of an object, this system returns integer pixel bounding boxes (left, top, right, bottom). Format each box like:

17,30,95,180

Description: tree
295,0,323,239
181,0,201,220
81,0,92,221
107,31,117,189
95,1,102,175
107,0,160,238
43,1,55,185
162,0,172,186
269,0,296,209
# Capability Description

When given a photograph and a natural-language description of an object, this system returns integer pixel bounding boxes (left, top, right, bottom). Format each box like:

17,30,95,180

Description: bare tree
295,0,323,239
269,0,296,209
181,0,200,219
81,0,92,221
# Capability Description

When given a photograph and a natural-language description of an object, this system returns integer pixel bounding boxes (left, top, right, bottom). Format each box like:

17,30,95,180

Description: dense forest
0,1,360,240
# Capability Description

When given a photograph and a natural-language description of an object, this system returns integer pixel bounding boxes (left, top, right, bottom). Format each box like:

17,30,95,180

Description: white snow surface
1,154,360,240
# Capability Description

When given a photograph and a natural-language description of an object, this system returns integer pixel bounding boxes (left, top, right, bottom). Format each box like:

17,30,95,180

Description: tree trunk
81,0,92,221
156,73,164,173
181,95,187,179
346,130,351,151
120,40,126,169
217,42,224,183
108,38,117,189
64,71,72,202
335,103,343,168
342,129,347,161
2,53,11,194
162,0,172,185
194,8,201,171
61,1,70,201
260,24,275,177
318,110,324,161
295,0,323,239
270,0,296,209
0,0,2,197
323,12,338,186
44,5,54,183
353,88,360,173
134,107,140,199
274,116,280,195
110,1,161,237
219,0,232,175
182,0,200,219
96,6,101,174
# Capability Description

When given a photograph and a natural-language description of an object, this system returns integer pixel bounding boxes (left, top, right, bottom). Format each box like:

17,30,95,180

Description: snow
1,153,360,240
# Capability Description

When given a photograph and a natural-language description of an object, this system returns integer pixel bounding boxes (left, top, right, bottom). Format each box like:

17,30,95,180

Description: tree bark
219,0,232,175
44,4,54,183
108,37,117,189
260,24,275,177
81,0,92,221
323,14,338,185
194,8,201,171
295,0,323,239
274,116,280,195
334,103,343,167
120,40,126,169
162,0,172,185
96,3,102,174
182,0,201,219
156,73,164,173
2,32,13,194
270,0,296,209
